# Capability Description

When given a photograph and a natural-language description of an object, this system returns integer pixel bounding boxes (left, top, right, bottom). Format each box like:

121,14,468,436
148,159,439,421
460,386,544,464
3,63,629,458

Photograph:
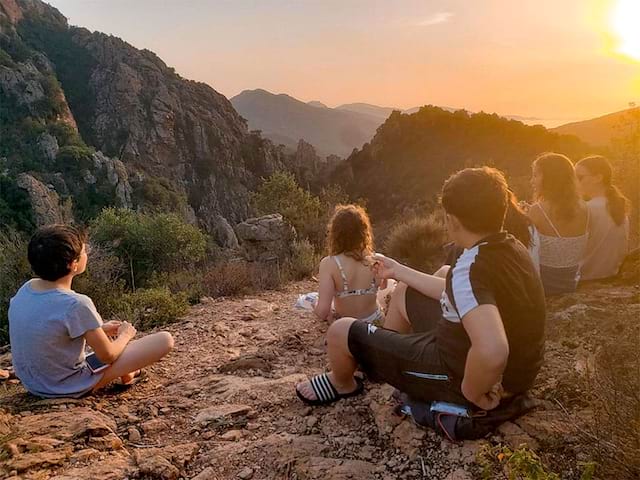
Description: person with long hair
575,155,629,280
313,204,383,324
528,152,590,295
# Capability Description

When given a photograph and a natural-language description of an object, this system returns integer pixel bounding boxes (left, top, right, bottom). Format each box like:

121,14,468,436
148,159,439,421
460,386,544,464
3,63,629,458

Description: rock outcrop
0,0,300,243
15,173,72,226
235,214,295,262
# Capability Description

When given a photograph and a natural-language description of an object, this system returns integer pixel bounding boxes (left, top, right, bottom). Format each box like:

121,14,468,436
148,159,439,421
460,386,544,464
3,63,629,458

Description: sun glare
611,0,640,61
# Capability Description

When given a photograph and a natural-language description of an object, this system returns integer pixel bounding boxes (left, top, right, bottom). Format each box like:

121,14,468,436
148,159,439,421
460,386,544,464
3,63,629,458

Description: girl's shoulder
527,202,545,223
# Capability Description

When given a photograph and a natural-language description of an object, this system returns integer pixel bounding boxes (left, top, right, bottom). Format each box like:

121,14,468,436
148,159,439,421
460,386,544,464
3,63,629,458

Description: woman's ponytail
577,155,629,226
605,184,629,226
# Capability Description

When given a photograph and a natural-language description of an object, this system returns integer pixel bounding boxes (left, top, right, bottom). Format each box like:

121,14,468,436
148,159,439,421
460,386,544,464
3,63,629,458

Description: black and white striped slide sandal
296,373,364,405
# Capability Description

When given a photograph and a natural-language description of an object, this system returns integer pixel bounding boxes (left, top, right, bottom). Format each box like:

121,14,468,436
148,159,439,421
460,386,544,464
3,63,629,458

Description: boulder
194,404,251,425
211,214,239,249
16,173,73,226
235,214,296,262
38,133,59,161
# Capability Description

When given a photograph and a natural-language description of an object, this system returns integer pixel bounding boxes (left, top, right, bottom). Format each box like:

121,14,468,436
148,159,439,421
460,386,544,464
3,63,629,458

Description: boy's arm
373,254,445,300
85,323,136,364
460,304,509,410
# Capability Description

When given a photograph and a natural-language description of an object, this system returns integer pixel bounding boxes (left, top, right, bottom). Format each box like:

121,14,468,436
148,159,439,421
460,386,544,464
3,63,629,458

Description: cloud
416,12,454,27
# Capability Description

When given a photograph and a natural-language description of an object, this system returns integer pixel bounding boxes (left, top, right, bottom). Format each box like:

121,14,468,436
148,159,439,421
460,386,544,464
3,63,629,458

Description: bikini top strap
585,206,591,232
332,256,349,292
538,204,563,238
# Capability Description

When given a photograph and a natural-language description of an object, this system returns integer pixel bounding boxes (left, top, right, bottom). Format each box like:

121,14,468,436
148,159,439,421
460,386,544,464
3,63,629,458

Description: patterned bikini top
333,256,378,298
536,205,590,268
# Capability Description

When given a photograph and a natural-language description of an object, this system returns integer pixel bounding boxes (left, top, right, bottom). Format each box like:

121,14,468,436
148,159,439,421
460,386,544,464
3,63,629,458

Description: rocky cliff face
1,0,289,239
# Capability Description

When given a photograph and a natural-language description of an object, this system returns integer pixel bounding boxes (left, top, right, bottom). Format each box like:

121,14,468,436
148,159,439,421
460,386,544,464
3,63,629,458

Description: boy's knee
157,331,174,353
391,282,408,302
327,317,356,345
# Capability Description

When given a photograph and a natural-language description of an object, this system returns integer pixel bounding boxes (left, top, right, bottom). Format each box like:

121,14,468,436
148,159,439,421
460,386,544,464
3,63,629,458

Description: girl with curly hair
314,204,383,324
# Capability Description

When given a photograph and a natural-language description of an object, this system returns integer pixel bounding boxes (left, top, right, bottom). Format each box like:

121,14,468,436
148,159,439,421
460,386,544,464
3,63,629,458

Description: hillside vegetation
332,107,597,221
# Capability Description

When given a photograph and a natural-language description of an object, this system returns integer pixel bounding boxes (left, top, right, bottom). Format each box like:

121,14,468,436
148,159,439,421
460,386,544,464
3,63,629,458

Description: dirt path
1,279,638,479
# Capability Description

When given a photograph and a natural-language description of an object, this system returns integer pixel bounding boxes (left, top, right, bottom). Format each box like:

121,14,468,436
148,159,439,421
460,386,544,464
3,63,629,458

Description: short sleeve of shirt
65,296,103,339
450,252,496,320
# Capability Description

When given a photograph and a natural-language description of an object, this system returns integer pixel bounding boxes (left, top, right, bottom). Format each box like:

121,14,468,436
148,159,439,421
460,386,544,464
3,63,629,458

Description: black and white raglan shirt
436,232,546,394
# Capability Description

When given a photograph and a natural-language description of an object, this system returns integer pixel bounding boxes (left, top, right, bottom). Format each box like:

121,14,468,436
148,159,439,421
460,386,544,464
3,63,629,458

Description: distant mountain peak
307,101,328,108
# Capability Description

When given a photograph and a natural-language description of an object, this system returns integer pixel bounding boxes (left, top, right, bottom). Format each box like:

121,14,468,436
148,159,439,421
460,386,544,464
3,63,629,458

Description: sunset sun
611,0,640,61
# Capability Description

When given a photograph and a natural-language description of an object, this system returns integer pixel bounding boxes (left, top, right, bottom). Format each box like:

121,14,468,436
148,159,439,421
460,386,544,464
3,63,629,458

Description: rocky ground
1,272,638,479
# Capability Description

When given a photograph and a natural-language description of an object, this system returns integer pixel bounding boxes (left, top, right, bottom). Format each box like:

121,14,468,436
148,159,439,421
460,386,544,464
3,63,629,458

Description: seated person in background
527,152,589,296
9,225,174,398
296,167,546,424
575,155,629,281
314,204,384,324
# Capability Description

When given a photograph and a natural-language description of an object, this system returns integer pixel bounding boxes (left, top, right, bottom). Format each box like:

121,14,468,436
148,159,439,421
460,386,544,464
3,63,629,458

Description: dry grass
384,213,447,273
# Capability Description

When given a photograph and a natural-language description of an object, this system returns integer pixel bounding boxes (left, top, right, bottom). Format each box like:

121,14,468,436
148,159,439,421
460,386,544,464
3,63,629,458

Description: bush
0,176,36,232
0,229,32,344
384,213,447,273
90,208,208,288
252,172,324,244
117,288,189,330
133,177,189,214
73,244,128,320
286,239,319,281
477,444,563,480
203,259,285,298
147,269,207,305
579,328,640,478
203,261,255,298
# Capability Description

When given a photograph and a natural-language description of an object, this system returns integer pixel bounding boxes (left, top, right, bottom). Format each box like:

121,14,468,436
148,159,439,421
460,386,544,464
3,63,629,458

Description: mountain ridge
0,0,293,242
231,89,382,158
551,107,639,146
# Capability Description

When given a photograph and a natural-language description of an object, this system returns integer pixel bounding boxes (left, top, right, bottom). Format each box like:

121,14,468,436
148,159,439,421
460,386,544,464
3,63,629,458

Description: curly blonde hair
326,204,374,262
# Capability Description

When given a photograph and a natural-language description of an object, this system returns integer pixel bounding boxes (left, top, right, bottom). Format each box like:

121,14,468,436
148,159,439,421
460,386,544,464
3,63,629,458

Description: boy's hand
102,321,121,336
371,253,402,281
473,382,504,411
117,321,137,340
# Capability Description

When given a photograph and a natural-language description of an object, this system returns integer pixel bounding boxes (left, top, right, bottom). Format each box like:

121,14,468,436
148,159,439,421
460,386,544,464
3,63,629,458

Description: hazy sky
46,0,640,125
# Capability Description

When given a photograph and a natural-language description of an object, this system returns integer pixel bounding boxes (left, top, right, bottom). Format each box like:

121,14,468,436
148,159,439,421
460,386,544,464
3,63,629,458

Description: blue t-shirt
9,280,104,398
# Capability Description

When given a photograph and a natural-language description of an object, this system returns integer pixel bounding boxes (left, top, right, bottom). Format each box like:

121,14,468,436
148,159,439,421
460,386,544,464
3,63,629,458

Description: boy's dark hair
441,167,509,234
28,225,87,281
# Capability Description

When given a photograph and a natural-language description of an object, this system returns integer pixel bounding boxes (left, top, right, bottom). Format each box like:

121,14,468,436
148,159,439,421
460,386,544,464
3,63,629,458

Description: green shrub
477,444,560,480
0,176,36,232
286,239,319,281
133,177,189,214
55,144,96,172
147,269,207,305
384,213,447,273
73,245,128,320
0,47,14,67
0,229,32,344
252,172,324,244
90,208,208,288
118,288,189,330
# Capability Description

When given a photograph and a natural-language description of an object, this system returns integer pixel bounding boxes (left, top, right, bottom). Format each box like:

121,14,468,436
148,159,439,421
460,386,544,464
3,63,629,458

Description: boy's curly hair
326,204,374,262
